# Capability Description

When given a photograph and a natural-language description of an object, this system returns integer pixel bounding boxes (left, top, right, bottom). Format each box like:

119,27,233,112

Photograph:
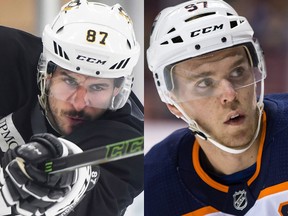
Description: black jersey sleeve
63,106,144,216
0,26,42,118
0,26,42,143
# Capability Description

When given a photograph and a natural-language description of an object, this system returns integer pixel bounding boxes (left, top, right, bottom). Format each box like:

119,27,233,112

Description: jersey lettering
0,114,25,152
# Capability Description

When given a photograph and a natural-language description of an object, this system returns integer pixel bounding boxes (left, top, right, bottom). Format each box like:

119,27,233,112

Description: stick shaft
44,136,144,174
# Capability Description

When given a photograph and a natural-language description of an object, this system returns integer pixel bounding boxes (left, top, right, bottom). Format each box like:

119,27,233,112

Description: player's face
46,67,119,135
171,46,259,148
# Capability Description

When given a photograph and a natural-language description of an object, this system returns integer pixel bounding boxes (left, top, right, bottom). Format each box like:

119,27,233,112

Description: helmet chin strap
38,93,63,135
172,80,265,154
175,103,263,154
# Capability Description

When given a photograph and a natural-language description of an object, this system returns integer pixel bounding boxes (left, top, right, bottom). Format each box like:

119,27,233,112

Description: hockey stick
44,136,144,174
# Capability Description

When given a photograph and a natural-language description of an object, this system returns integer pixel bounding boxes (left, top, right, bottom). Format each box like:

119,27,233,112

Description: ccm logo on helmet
76,55,106,65
191,24,223,37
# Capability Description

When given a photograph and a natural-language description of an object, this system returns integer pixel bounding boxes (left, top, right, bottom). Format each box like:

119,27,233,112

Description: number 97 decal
185,1,208,12
86,30,108,45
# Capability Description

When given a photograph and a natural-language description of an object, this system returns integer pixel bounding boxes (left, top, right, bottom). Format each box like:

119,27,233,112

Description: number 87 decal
86,29,108,45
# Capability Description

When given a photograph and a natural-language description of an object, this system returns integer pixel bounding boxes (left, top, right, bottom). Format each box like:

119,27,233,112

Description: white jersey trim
0,114,26,152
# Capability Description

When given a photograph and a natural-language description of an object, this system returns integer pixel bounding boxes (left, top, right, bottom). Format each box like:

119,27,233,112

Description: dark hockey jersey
0,26,143,216
145,93,288,216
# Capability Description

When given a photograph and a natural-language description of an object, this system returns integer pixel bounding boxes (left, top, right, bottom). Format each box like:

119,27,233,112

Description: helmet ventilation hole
171,36,183,43
185,12,215,22
167,28,175,34
160,41,169,45
127,40,132,49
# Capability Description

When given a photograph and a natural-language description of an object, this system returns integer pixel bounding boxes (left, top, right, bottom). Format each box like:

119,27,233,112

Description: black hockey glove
0,133,93,216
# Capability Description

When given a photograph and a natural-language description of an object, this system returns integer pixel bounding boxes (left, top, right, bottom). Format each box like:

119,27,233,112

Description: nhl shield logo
233,190,248,210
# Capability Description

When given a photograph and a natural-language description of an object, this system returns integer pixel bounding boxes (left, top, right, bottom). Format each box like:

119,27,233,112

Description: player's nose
218,79,237,105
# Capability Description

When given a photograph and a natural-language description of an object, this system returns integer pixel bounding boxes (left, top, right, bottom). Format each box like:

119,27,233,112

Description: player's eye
230,67,245,78
195,77,215,89
229,66,253,86
89,84,105,92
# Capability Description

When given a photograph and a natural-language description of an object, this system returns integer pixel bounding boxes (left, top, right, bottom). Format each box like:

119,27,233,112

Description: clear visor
165,46,265,103
46,68,123,109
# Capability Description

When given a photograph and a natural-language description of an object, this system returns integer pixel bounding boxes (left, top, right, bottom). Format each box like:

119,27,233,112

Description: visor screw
195,44,201,50
76,67,80,71
96,71,100,75
221,37,227,43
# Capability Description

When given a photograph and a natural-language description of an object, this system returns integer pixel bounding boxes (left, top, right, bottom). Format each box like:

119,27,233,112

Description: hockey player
145,0,288,215
0,0,143,216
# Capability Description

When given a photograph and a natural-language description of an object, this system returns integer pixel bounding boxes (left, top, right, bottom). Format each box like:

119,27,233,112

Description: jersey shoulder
145,127,192,164
0,26,42,126
264,93,288,136
145,128,199,215
0,26,42,56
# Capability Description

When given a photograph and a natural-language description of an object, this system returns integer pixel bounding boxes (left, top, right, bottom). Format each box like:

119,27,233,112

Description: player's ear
166,103,183,119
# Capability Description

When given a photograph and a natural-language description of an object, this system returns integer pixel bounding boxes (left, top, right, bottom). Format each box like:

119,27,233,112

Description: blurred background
144,0,288,153
0,0,143,215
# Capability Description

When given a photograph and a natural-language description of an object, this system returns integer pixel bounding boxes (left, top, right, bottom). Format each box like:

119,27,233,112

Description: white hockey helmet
38,0,140,111
147,0,266,105
147,0,267,154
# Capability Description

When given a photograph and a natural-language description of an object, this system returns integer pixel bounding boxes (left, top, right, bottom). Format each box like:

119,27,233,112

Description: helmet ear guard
47,61,57,74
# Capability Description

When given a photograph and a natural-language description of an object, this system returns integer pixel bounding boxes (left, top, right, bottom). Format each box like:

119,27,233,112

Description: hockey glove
0,133,94,216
